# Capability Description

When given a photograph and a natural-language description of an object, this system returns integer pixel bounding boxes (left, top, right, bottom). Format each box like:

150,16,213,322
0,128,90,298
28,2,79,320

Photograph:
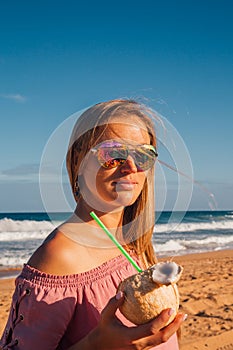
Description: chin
113,191,138,207
92,190,139,211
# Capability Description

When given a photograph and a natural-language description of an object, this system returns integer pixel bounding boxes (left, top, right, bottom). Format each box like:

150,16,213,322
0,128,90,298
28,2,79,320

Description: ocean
0,211,233,269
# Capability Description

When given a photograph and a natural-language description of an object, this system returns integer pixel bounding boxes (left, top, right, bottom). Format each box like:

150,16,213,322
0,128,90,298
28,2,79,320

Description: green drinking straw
90,211,142,273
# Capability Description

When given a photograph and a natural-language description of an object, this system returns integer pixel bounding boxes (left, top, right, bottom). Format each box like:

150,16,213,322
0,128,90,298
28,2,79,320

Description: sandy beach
0,249,232,349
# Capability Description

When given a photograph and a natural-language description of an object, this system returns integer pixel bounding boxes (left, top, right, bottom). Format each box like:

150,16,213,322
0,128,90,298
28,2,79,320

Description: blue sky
0,0,232,212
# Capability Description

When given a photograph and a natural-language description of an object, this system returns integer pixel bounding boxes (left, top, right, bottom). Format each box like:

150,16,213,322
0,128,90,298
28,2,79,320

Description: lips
114,180,137,191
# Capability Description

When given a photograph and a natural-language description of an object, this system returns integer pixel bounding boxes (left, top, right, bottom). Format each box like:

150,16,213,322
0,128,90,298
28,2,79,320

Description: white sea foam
0,252,31,268
154,219,233,233
187,235,231,246
0,218,56,232
0,231,49,241
154,235,233,256
154,240,186,253
0,218,60,241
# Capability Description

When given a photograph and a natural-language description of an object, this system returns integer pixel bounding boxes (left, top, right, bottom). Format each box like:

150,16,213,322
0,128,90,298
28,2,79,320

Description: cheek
95,170,117,197
81,161,115,199
79,158,99,191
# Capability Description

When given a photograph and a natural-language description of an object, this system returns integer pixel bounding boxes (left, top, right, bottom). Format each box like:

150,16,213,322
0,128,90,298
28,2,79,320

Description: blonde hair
66,99,157,267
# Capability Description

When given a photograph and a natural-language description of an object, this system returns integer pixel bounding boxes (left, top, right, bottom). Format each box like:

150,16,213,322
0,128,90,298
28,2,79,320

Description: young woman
0,99,186,349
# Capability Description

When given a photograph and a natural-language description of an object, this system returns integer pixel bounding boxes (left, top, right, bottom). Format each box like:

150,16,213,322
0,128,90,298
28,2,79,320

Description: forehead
99,120,151,144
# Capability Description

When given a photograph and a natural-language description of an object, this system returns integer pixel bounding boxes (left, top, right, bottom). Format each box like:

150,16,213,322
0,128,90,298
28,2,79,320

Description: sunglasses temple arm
158,159,217,209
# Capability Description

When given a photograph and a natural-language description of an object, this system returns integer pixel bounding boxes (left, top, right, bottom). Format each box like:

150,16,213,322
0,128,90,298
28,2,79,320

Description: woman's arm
68,292,186,350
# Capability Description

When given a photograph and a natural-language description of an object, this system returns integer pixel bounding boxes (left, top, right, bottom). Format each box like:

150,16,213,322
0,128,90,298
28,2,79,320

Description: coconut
117,261,183,326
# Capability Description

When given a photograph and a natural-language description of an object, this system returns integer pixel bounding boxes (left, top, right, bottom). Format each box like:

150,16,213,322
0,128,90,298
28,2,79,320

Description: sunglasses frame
91,140,158,171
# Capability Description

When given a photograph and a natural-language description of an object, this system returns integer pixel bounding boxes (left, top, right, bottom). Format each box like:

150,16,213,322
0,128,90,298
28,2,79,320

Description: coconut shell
117,268,180,326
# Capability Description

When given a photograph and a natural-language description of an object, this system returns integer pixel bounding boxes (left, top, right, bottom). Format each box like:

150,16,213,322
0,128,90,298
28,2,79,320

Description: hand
87,291,187,350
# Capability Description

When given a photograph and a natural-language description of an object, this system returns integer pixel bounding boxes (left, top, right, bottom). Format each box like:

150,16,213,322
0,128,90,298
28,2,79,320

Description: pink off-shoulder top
0,254,179,349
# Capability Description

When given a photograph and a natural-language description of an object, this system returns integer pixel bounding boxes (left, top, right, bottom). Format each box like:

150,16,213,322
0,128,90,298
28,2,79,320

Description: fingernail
116,291,123,300
168,308,175,316
182,313,188,321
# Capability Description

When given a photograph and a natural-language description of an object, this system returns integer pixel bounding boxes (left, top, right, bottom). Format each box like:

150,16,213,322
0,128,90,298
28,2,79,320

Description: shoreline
0,248,232,277
0,249,232,349
0,268,21,280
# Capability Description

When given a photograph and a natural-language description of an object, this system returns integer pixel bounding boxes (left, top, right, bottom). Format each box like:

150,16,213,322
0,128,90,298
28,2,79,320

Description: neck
74,198,124,231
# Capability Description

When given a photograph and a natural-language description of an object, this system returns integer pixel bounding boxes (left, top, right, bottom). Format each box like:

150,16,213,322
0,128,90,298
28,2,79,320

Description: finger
128,308,174,341
101,291,124,322
149,308,176,332
130,312,187,348
159,312,187,342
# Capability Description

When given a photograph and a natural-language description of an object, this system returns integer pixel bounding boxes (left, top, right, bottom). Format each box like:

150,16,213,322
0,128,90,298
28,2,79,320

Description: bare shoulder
27,229,84,275
27,227,121,276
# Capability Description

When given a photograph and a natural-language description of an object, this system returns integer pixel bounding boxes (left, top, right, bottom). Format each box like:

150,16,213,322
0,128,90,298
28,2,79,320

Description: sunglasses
91,141,158,171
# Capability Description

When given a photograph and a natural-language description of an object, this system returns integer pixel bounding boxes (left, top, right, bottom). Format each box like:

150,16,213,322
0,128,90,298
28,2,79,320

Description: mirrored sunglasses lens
133,147,157,170
103,158,125,168
98,146,128,168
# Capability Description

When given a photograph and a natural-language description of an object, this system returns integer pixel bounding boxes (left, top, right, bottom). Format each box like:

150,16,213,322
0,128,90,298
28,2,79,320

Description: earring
74,179,80,197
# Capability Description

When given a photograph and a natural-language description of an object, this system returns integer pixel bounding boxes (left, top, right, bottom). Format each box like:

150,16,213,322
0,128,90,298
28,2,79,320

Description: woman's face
79,120,153,212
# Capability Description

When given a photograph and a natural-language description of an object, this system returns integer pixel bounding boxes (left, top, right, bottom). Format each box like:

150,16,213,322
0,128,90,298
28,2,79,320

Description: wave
154,219,233,233
0,218,59,241
1,212,233,268
154,235,233,254
0,231,50,241
2,235,232,268
1,216,233,242
0,218,58,232
0,251,31,268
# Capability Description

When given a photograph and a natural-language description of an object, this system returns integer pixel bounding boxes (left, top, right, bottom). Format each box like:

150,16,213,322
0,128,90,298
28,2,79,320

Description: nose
120,155,137,174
